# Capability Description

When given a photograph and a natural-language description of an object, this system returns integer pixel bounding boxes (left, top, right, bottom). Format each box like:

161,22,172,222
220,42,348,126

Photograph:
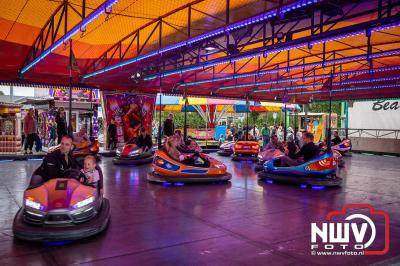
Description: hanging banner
103,94,155,143
49,88,99,102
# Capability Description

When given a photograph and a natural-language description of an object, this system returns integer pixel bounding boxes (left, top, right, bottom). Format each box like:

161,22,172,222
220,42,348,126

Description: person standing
261,124,270,148
23,108,37,155
48,121,57,147
163,113,175,137
55,107,68,144
230,123,237,135
107,119,117,150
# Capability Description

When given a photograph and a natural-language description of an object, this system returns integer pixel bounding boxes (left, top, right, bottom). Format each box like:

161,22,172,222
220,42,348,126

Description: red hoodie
24,114,36,135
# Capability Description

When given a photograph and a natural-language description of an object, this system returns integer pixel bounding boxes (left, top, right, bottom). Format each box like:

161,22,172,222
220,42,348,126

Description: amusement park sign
348,100,400,131
372,100,399,111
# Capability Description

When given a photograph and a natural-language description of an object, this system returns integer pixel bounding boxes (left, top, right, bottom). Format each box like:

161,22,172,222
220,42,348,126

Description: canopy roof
1,0,399,103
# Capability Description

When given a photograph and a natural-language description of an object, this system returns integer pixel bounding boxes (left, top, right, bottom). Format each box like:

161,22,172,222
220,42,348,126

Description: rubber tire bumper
147,171,232,183
13,198,110,242
231,154,258,161
217,150,233,156
257,171,342,187
112,155,153,165
254,162,265,172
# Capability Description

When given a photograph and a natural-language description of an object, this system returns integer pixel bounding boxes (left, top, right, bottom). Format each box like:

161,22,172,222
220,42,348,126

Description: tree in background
309,102,342,122
156,111,206,129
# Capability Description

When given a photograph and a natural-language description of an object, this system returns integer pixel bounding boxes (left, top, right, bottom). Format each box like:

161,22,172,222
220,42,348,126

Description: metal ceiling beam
82,0,207,77
82,0,322,80
20,0,119,75
142,10,400,81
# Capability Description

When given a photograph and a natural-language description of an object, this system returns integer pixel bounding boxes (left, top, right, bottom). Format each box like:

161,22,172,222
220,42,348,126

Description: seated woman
248,133,256,141
187,139,202,153
173,130,185,147
165,137,183,161
264,134,285,152
239,133,254,141
286,141,299,159
165,137,209,167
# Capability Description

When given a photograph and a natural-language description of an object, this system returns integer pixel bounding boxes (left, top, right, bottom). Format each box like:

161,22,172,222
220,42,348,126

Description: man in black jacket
136,128,153,152
332,131,342,146
163,113,175,137
30,135,80,186
280,132,319,167
107,119,117,150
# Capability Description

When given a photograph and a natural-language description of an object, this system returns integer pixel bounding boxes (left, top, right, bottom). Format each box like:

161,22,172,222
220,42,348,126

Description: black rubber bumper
231,154,258,161
13,198,110,242
112,155,153,165
217,150,233,156
254,161,265,172
147,171,232,183
257,171,342,187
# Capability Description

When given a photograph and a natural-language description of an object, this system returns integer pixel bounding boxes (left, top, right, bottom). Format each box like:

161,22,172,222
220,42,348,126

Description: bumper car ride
113,143,154,165
217,141,234,156
232,141,260,161
332,139,352,156
13,176,110,241
258,152,342,187
147,150,231,183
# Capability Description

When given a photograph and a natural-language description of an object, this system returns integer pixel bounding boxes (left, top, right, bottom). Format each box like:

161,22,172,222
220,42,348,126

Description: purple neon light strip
82,0,321,79
180,51,400,87
144,20,400,81
252,76,400,93
220,68,400,90
286,83,400,95
21,0,119,74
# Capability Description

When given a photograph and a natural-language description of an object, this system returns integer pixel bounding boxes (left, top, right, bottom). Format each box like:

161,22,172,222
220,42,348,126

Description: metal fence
332,128,400,140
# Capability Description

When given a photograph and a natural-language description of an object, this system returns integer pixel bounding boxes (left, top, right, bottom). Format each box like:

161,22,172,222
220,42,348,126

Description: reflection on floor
0,153,400,265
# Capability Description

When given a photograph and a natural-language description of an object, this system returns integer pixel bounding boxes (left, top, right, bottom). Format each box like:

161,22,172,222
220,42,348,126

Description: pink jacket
24,114,36,135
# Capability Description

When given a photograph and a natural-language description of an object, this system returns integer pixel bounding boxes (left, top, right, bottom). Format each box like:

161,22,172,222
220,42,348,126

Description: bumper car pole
68,40,73,136
284,103,287,141
184,93,188,141
327,71,333,151
89,87,93,137
158,88,162,149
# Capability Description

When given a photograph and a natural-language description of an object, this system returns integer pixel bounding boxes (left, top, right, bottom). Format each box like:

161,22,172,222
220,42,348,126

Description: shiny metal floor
1,153,400,265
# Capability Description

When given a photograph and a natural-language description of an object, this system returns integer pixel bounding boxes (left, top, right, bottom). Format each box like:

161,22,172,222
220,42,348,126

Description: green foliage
154,111,206,128
308,102,342,121
309,102,341,114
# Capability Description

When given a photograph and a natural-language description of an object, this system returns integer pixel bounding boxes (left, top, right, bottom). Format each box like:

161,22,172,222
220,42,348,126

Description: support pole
294,109,298,142
183,93,188,141
68,39,73,135
253,114,256,137
246,99,249,141
284,104,287,141
345,100,349,139
89,88,93,137
327,72,333,151
158,92,162,149
304,104,309,131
